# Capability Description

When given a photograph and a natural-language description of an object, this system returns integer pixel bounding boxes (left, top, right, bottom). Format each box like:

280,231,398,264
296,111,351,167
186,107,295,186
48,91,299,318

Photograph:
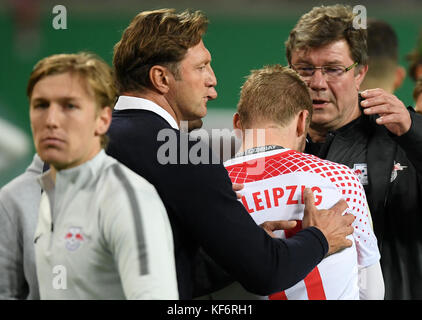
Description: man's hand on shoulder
302,188,354,256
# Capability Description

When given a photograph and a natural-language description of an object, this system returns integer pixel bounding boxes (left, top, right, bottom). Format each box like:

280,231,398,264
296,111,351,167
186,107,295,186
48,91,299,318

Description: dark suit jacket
107,107,328,299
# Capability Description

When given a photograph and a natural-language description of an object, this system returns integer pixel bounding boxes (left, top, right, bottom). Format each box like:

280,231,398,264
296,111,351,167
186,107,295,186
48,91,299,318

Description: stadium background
1,0,421,187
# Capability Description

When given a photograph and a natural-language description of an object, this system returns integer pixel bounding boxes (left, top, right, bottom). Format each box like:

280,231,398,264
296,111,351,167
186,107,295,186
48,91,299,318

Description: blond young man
28,53,178,299
218,65,383,300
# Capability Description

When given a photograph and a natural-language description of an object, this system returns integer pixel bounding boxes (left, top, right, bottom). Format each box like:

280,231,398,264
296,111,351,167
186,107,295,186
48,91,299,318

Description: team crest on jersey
353,163,368,185
65,227,84,251
390,161,407,182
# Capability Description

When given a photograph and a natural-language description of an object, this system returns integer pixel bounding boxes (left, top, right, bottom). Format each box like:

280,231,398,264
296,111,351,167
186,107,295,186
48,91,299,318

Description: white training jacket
34,150,178,299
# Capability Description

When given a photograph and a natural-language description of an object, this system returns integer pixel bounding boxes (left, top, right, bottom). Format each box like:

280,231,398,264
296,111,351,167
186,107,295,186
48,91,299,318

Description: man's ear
296,109,309,138
149,65,171,94
233,112,242,130
95,106,112,136
393,66,406,91
355,64,369,91
232,112,243,140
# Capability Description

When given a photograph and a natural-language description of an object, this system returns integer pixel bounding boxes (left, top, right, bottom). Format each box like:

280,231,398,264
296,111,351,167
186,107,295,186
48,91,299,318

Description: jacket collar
38,150,107,192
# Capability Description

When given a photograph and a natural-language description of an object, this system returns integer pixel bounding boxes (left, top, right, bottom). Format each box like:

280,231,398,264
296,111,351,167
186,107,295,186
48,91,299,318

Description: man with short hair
406,31,422,82
106,8,355,300
28,52,178,299
209,65,383,300
285,4,422,299
413,78,422,114
360,19,406,93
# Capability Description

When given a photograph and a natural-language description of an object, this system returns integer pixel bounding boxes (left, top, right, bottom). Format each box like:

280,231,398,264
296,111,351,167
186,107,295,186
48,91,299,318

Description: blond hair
237,64,312,128
27,52,117,147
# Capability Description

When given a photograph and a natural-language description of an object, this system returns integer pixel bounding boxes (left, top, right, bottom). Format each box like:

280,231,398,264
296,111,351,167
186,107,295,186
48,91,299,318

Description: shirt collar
38,150,107,191
27,153,44,175
114,95,179,130
224,147,290,167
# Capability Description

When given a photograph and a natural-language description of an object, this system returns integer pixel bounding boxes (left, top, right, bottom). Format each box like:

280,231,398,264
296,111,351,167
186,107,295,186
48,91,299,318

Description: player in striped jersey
214,65,384,299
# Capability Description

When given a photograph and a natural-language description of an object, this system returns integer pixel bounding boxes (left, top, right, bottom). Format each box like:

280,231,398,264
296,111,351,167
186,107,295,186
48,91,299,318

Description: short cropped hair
406,31,422,81
113,8,208,93
285,4,368,67
367,19,398,63
27,52,117,147
237,64,313,128
365,19,399,80
413,78,422,101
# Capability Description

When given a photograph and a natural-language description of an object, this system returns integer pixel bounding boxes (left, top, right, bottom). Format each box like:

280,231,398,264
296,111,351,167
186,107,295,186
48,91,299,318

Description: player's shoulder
224,149,359,184
270,150,351,173
100,155,157,196
292,151,355,173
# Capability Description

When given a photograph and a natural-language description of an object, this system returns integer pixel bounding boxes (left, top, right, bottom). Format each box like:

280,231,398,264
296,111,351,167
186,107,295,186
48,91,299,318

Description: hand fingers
361,94,406,115
339,238,353,250
345,238,353,247
362,104,392,115
375,113,403,125
273,220,297,230
327,239,353,257
232,183,244,199
346,225,355,236
360,92,394,107
329,198,348,215
360,88,384,99
260,220,297,232
232,183,244,192
260,221,277,238
343,213,356,226
327,237,353,257
303,188,315,209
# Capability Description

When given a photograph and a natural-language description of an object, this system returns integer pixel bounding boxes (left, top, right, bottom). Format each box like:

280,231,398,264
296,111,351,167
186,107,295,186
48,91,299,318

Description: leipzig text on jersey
240,185,322,214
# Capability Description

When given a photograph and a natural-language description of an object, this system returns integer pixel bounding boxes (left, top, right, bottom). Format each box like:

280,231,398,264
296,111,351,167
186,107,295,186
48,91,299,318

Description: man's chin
309,115,336,131
187,119,203,132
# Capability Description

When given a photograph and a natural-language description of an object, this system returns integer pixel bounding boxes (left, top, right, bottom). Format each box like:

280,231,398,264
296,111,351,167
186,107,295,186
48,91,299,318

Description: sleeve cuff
304,226,329,257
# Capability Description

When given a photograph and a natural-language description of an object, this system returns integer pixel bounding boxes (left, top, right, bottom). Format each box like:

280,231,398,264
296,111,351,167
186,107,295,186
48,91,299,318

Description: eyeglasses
290,62,358,81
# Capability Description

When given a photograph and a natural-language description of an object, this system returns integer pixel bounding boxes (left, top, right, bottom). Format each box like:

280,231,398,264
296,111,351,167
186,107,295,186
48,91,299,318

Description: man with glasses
285,4,422,299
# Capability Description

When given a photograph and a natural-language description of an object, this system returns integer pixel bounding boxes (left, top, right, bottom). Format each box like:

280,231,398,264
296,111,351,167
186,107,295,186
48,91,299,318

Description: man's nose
207,65,218,100
45,104,60,128
307,69,328,91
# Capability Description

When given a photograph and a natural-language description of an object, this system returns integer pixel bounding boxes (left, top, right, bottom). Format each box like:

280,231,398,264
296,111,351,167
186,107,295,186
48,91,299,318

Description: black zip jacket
306,107,422,299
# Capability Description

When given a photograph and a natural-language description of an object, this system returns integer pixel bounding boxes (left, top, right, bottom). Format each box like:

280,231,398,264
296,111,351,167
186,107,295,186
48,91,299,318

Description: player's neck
239,126,297,153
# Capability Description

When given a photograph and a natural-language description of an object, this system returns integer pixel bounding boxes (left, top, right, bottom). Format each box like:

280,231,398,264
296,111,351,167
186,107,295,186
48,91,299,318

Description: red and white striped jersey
222,148,380,300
